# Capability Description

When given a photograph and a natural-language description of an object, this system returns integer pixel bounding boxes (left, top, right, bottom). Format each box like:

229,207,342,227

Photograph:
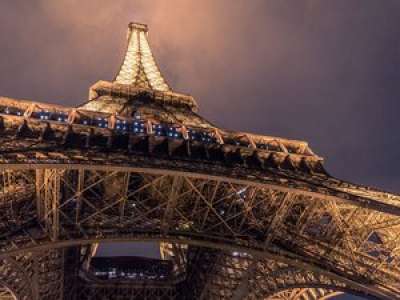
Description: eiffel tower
0,22,399,300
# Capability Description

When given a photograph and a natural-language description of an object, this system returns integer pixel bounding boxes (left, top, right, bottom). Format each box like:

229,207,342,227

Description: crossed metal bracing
0,245,374,300
0,166,399,299
0,287,17,300
177,247,369,300
1,20,399,300
0,289,16,300
266,289,341,300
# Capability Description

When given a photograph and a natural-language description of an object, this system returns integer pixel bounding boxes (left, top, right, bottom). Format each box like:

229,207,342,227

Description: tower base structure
0,23,399,300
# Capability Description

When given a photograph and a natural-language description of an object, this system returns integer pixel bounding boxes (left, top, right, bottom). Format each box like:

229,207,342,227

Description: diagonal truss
0,166,399,298
0,21,398,300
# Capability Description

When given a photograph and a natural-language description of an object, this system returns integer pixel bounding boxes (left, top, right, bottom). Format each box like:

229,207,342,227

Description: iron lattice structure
0,22,399,300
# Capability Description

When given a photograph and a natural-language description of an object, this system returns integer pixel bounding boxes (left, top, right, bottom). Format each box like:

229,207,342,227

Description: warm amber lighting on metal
115,23,170,91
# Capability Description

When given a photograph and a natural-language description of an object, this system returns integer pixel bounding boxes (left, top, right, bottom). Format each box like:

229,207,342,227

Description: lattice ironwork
0,22,398,299
114,22,170,91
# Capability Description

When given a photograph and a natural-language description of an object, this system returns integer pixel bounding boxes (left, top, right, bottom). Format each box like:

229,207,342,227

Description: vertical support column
119,172,131,220
160,176,184,273
35,169,45,220
54,171,61,240
161,175,183,236
75,169,84,224
36,169,64,241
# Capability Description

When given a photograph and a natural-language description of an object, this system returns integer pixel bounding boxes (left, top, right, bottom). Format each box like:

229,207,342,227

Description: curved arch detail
0,167,399,299
264,288,342,300
246,265,381,300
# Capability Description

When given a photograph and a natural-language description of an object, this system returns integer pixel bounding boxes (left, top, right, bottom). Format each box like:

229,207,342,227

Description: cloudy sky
0,1,398,298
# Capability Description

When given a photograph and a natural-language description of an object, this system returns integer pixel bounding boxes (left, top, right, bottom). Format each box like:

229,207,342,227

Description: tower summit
115,22,170,91
0,22,398,300
81,23,198,114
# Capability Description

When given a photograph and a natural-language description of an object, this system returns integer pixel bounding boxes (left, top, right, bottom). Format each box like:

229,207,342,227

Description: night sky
0,1,399,299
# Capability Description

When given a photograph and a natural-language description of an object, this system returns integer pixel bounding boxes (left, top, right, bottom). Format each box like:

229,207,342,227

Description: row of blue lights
32,111,69,122
0,106,23,116
0,106,218,144
188,129,216,143
0,106,292,151
0,107,214,141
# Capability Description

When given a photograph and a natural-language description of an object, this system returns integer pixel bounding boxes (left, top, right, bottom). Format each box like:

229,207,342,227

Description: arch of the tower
0,165,400,299
0,243,379,300
262,289,361,300
242,264,379,300
171,247,381,300
0,241,394,300
263,288,343,300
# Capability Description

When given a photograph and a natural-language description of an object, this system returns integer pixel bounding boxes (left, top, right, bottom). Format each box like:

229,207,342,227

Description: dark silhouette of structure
0,22,399,300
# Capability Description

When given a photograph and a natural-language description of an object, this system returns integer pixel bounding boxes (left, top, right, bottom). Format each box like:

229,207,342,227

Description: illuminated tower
0,22,399,300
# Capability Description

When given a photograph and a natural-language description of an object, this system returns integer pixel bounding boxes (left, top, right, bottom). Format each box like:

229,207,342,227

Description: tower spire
114,22,170,92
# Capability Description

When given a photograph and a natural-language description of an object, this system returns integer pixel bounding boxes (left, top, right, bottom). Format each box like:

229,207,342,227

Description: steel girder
1,20,398,300
0,165,399,299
